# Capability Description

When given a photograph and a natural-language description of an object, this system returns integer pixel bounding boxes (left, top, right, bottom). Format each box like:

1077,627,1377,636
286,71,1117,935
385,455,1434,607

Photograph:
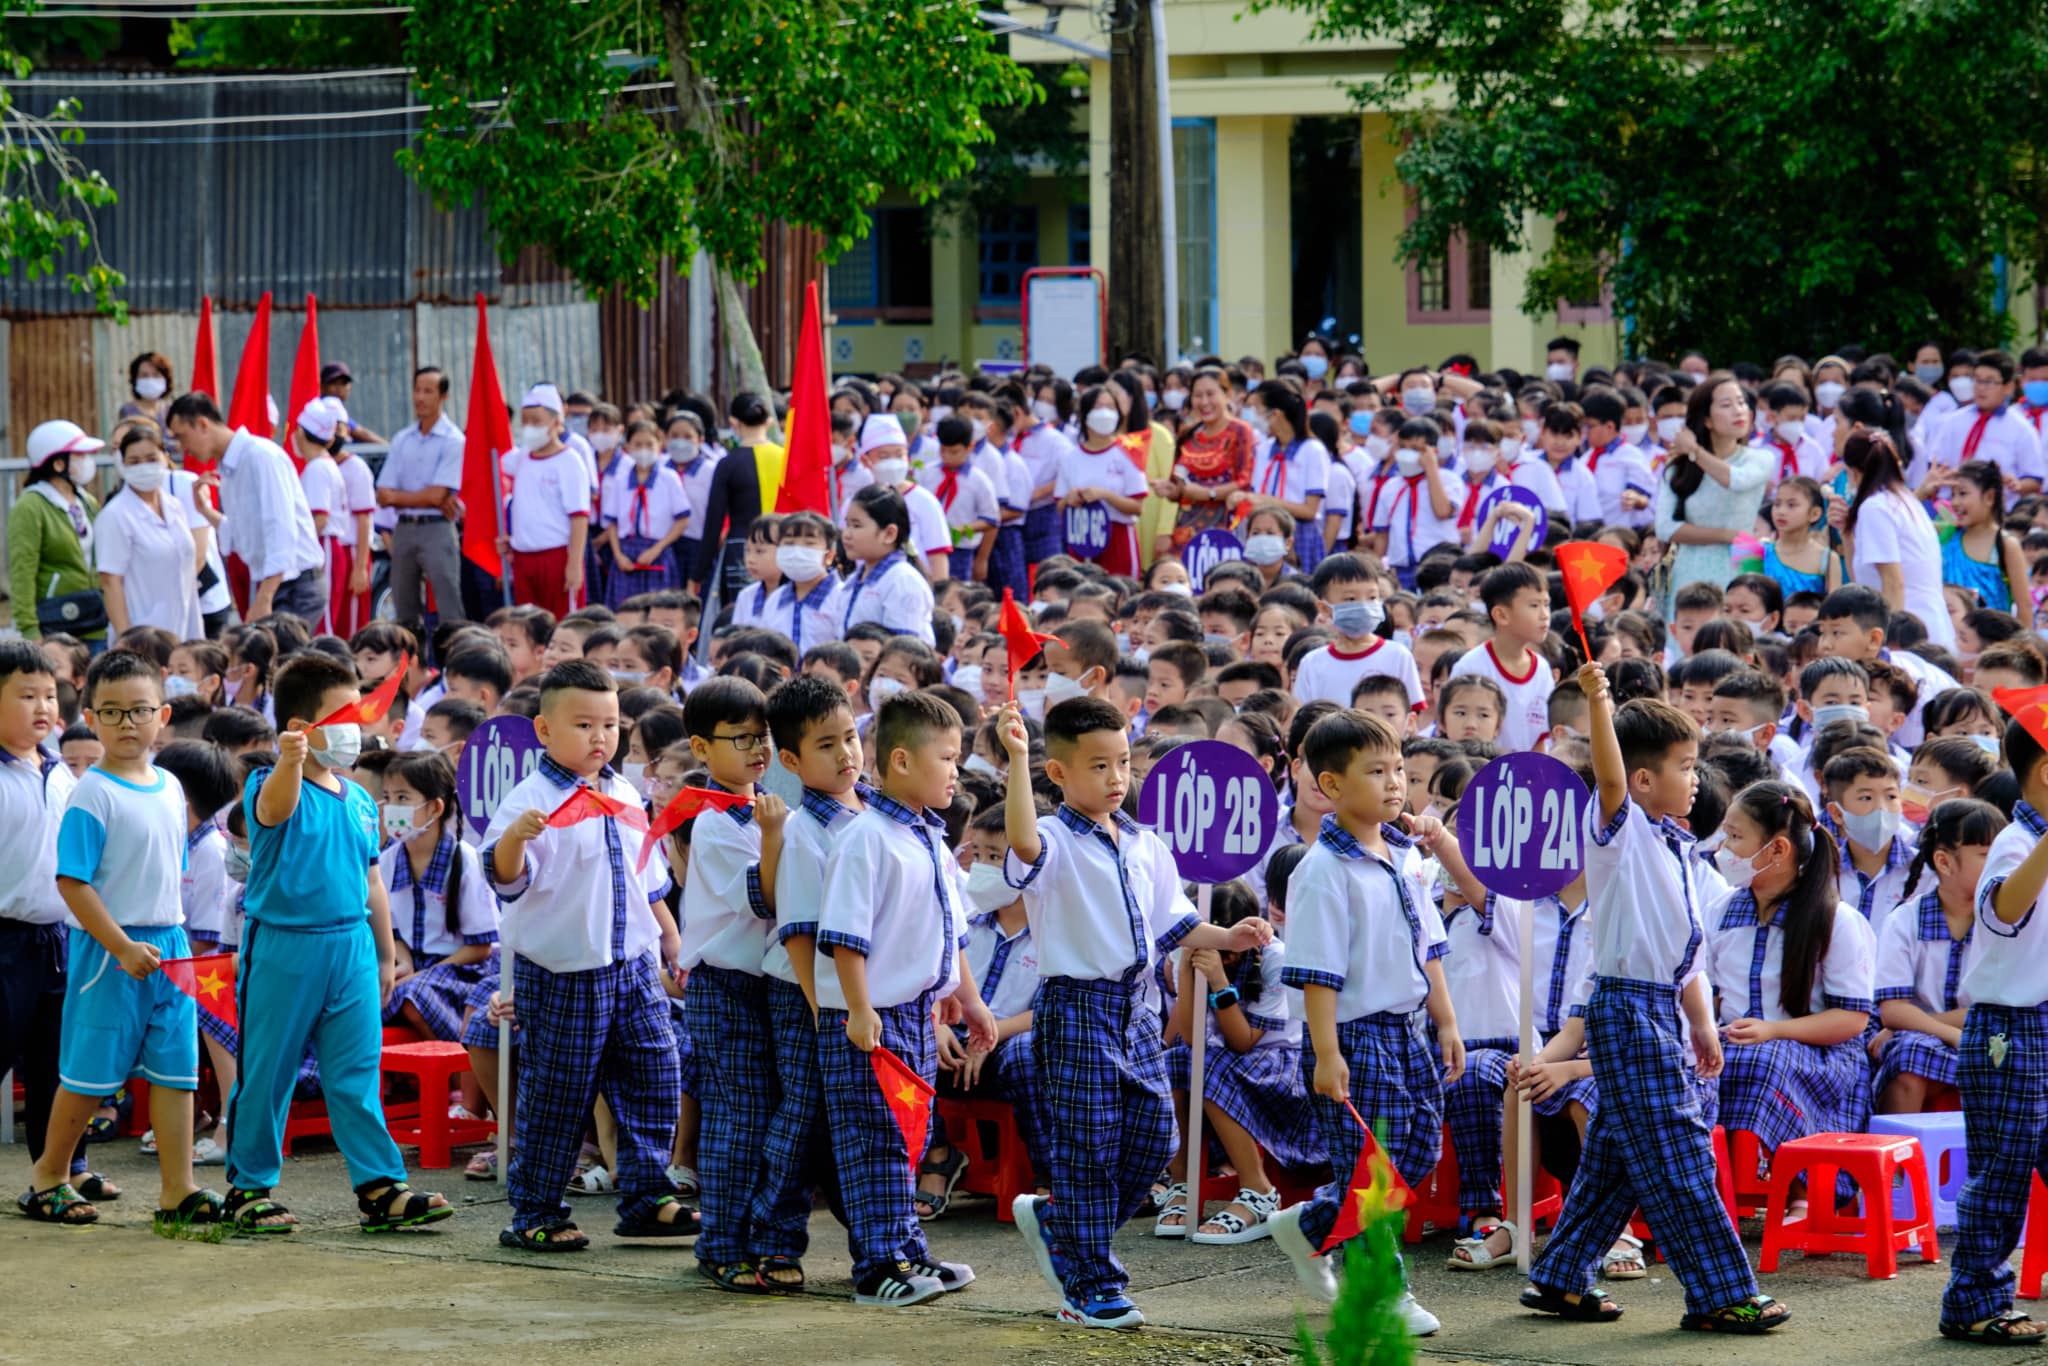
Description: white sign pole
496,950,514,1180
1515,896,1536,1272
1183,881,1211,1239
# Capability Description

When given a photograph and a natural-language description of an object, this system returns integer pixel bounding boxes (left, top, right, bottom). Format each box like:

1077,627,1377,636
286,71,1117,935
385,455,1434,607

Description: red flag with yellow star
997,589,1059,702
1556,540,1631,660
160,953,237,1030
313,653,411,733
1994,686,2048,749
870,1044,935,1178
1319,1099,1413,1253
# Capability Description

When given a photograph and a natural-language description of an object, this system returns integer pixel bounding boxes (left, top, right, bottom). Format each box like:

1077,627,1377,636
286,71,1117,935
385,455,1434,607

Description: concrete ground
0,1135,2016,1365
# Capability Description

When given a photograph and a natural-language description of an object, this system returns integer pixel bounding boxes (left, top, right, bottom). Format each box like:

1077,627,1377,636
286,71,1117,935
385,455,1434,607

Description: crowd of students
7,331,2048,1344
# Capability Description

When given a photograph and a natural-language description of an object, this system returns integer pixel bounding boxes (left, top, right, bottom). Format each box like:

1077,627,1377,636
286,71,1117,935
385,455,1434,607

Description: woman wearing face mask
1154,368,1256,559
665,411,720,584
95,426,204,639
601,420,690,609
1655,375,1772,614
1243,381,1328,572
1703,781,1876,1212
1056,385,1152,577
117,351,180,458
1295,334,1335,396
1104,369,1178,572
10,419,105,645
1834,420,1955,648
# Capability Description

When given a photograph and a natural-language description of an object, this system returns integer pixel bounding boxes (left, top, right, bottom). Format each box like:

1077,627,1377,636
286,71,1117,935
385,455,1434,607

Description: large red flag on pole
190,296,219,403
280,292,321,470
226,291,273,439
776,279,833,517
460,294,514,590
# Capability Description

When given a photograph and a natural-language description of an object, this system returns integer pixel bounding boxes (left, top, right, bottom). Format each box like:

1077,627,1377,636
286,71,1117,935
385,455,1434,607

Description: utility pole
1107,0,1165,366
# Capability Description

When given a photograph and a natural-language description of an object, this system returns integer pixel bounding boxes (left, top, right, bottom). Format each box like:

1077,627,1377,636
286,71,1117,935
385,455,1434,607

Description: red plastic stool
380,1041,493,1169
938,1097,1034,1224
1728,1128,1776,1218
1758,1132,1938,1279
1399,1124,1562,1243
2020,1173,2048,1300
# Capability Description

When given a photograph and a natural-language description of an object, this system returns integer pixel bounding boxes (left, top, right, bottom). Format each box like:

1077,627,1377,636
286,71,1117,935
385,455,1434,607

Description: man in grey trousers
376,365,469,631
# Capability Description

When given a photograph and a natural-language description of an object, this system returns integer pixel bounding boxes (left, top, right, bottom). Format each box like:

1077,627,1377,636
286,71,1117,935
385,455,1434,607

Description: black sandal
757,1254,806,1289
499,1219,588,1252
73,1172,121,1202
17,1183,97,1225
224,1186,296,1235
356,1181,453,1233
1680,1295,1790,1334
153,1189,226,1231
1940,1312,2048,1345
1521,1284,1624,1321
698,1259,769,1294
614,1195,700,1239
914,1144,969,1220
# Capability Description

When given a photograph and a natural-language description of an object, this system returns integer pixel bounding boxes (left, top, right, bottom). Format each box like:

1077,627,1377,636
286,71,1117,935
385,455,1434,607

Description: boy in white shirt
501,384,592,617
293,398,352,637
1291,553,1424,711
484,660,694,1250
1449,563,1555,752
1000,696,1272,1329
817,692,995,1306
1539,406,1603,525
1381,420,1462,588
918,417,1003,584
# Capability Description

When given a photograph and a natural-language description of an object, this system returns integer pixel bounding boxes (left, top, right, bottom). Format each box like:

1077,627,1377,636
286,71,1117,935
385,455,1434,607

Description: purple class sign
458,715,544,838
1478,485,1549,560
1456,752,1588,900
1185,528,1244,592
1064,502,1113,558
1138,739,1280,884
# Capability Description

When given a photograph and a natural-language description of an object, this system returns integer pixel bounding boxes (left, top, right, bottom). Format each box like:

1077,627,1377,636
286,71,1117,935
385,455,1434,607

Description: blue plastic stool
1868,1111,1967,1244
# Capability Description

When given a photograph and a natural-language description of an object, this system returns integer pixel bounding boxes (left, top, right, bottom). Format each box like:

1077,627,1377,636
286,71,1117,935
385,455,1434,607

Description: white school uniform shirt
332,451,378,549
503,446,593,553
1849,489,1953,649
675,449,722,538
679,779,772,973
766,785,865,984
964,911,1040,1021
300,456,345,538
182,821,230,938
1752,432,1828,486
1449,640,1555,753
1875,888,1973,1016
1250,437,1331,509
1002,804,1200,982
1279,817,1447,1021
830,551,935,644
831,458,874,528
995,445,1032,517
218,428,324,583
1584,795,1704,987
55,765,188,929
764,574,842,655
1531,893,1593,1036
817,793,969,1010
1382,469,1465,570
1358,459,1404,535
603,464,689,543
1925,403,2045,501
730,580,776,630
1055,442,1149,526
1508,451,1568,516
380,836,500,960
1324,458,1358,543
399,675,444,754
1017,421,1077,508
1962,801,2048,1007
1550,457,1603,524
883,480,954,565
167,469,232,618
1584,437,1656,528
1702,890,1876,1023
1882,648,1960,749
916,459,1003,550
1292,637,1425,711
94,485,204,640
481,758,667,976
0,746,73,926
1440,893,1524,1042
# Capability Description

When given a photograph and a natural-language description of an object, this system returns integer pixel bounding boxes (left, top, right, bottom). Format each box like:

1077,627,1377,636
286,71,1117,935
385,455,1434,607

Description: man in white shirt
375,366,468,630
168,392,326,624
1921,349,2045,503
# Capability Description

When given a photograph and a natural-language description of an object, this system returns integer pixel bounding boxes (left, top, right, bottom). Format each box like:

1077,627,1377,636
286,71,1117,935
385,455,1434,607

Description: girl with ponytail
1871,798,2004,1114
1704,780,1878,1195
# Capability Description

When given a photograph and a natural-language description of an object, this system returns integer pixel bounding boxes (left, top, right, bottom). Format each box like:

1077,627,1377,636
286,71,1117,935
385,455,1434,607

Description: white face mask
1500,436,1523,461
1521,418,1542,444
1158,581,1193,598
930,404,954,425
1161,388,1188,411
1031,400,1060,425
1621,422,1649,445
517,423,553,452
121,461,167,493
1394,449,1424,477
382,802,420,838
668,438,699,464
1045,670,1088,707
963,752,1002,780
1018,686,1047,721
1243,533,1288,566
1810,702,1869,730
1401,387,1435,416
629,445,660,469
1463,446,1498,475
1085,407,1121,436
969,418,989,444
1774,421,1805,446
1716,840,1778,891
1365,433,1391,461
1245,409,1271,437
1816,380,1848,410
868,675,908,705
591,430,622,454
64,453,95,487
776,543,827,582
964,861,1014,914
1545,362,1574,382
622,760,649,796
871,457,910,486
134,376,168,400
1657,416,1685,443
951,664,984,697
1948,376,1976,404
311,721,361,770
1840,805,1902,852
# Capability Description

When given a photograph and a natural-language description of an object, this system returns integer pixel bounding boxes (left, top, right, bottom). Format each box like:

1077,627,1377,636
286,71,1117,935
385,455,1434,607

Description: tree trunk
715,261,776,427
1107,0,1165,366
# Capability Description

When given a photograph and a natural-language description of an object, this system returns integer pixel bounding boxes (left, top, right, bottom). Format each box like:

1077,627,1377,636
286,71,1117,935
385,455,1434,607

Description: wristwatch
1208,985,1241,1011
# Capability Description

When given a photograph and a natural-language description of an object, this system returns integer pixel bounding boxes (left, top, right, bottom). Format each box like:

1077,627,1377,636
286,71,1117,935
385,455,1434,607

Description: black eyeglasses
709,731,769,752
92,704,160,728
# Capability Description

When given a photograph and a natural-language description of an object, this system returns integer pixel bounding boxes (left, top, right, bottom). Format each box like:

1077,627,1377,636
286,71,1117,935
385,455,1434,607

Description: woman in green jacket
11,420,104,642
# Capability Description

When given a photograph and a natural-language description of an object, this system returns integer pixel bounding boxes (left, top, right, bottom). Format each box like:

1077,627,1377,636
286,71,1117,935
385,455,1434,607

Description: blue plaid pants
991,525,1029,601
1942,1003,2048,1327
749,977,835,1259
685,965,779,1266
1297,1012,1444,1253
818,994,937,1283
1034,976,1176,1302
1529,978,1754,1315
1443,1041,1515,1218
1023,505,1063,568
508,953,681,1232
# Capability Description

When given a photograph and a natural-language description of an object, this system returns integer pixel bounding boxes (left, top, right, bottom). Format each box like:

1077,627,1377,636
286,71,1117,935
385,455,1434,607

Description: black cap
320,362,353,384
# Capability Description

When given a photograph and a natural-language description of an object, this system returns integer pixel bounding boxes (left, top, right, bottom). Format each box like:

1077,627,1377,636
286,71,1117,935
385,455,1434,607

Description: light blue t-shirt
57,766,188,929
242,766,380,929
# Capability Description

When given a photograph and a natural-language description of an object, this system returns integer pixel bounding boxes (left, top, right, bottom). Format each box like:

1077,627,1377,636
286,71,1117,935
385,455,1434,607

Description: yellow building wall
1214,115,1292,362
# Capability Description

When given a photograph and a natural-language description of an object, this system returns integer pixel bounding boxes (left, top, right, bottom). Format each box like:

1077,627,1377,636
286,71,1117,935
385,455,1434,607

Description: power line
26,78,700,127
5,5,410,16
2,65,411,85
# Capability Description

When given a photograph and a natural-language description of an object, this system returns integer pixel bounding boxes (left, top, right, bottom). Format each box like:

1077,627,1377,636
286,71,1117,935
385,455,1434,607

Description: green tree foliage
169,9,404,67
927,62,1089,226
1261,0,2048,359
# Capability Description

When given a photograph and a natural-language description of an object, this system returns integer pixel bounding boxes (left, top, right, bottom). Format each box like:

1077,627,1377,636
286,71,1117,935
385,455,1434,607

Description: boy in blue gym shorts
24,649,218,1230
224,651,451,1236
999,696,1273,1329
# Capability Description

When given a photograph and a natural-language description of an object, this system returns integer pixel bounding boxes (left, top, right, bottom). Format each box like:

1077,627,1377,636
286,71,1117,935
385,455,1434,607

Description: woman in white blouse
96,426,203,639
1835,414,1955,648
1655,374,1772,613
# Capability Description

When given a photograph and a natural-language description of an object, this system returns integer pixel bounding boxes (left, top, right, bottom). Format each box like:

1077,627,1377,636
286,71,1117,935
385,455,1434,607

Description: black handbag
37,587,107,639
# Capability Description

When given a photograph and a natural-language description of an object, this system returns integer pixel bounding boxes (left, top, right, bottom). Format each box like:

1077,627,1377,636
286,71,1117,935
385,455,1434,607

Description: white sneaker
192,1136,225,1166
138,1128,158,1157
1395,1291,1441,1336
1267,1203,1337,1304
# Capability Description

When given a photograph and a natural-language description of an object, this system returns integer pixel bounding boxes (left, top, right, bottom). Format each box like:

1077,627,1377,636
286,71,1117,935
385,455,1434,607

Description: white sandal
1446,1219,1518,1271
1192,1186,1281,1245
1602,1231,1648,1280
566,1165,615,1196
1152,1182,1190,1238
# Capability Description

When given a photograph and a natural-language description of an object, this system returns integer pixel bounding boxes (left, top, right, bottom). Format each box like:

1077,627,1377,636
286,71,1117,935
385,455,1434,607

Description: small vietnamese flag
1319,1099,1413,1253
312,653,411,736
636,785,753,873
160,953,237,1030
1994,686,2048,750
1555,540,1631,661
870,1045,936,1179
997,589,1059,701
546,783,651,833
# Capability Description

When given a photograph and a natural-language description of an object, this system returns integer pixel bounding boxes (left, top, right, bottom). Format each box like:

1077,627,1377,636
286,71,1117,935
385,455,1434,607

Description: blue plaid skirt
1292,520,1327,576
385,954,491,1043
1874,1027,1959,1093
1717,1035,1870,1160
458,949,518,1051
607,532,685,608
1166,1037,1318,1169
1023,504,1063,568
1531,1029,1599,1118
991,524,1029,600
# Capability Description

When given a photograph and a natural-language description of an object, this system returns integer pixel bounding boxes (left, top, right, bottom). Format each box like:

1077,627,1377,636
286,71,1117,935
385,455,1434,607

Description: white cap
521,383,565,416
297,396,349,443
858,414,907,457
26,420,104,467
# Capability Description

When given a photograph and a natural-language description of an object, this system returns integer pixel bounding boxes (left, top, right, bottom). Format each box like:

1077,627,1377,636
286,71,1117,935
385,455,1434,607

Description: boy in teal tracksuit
222,651,452,1235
